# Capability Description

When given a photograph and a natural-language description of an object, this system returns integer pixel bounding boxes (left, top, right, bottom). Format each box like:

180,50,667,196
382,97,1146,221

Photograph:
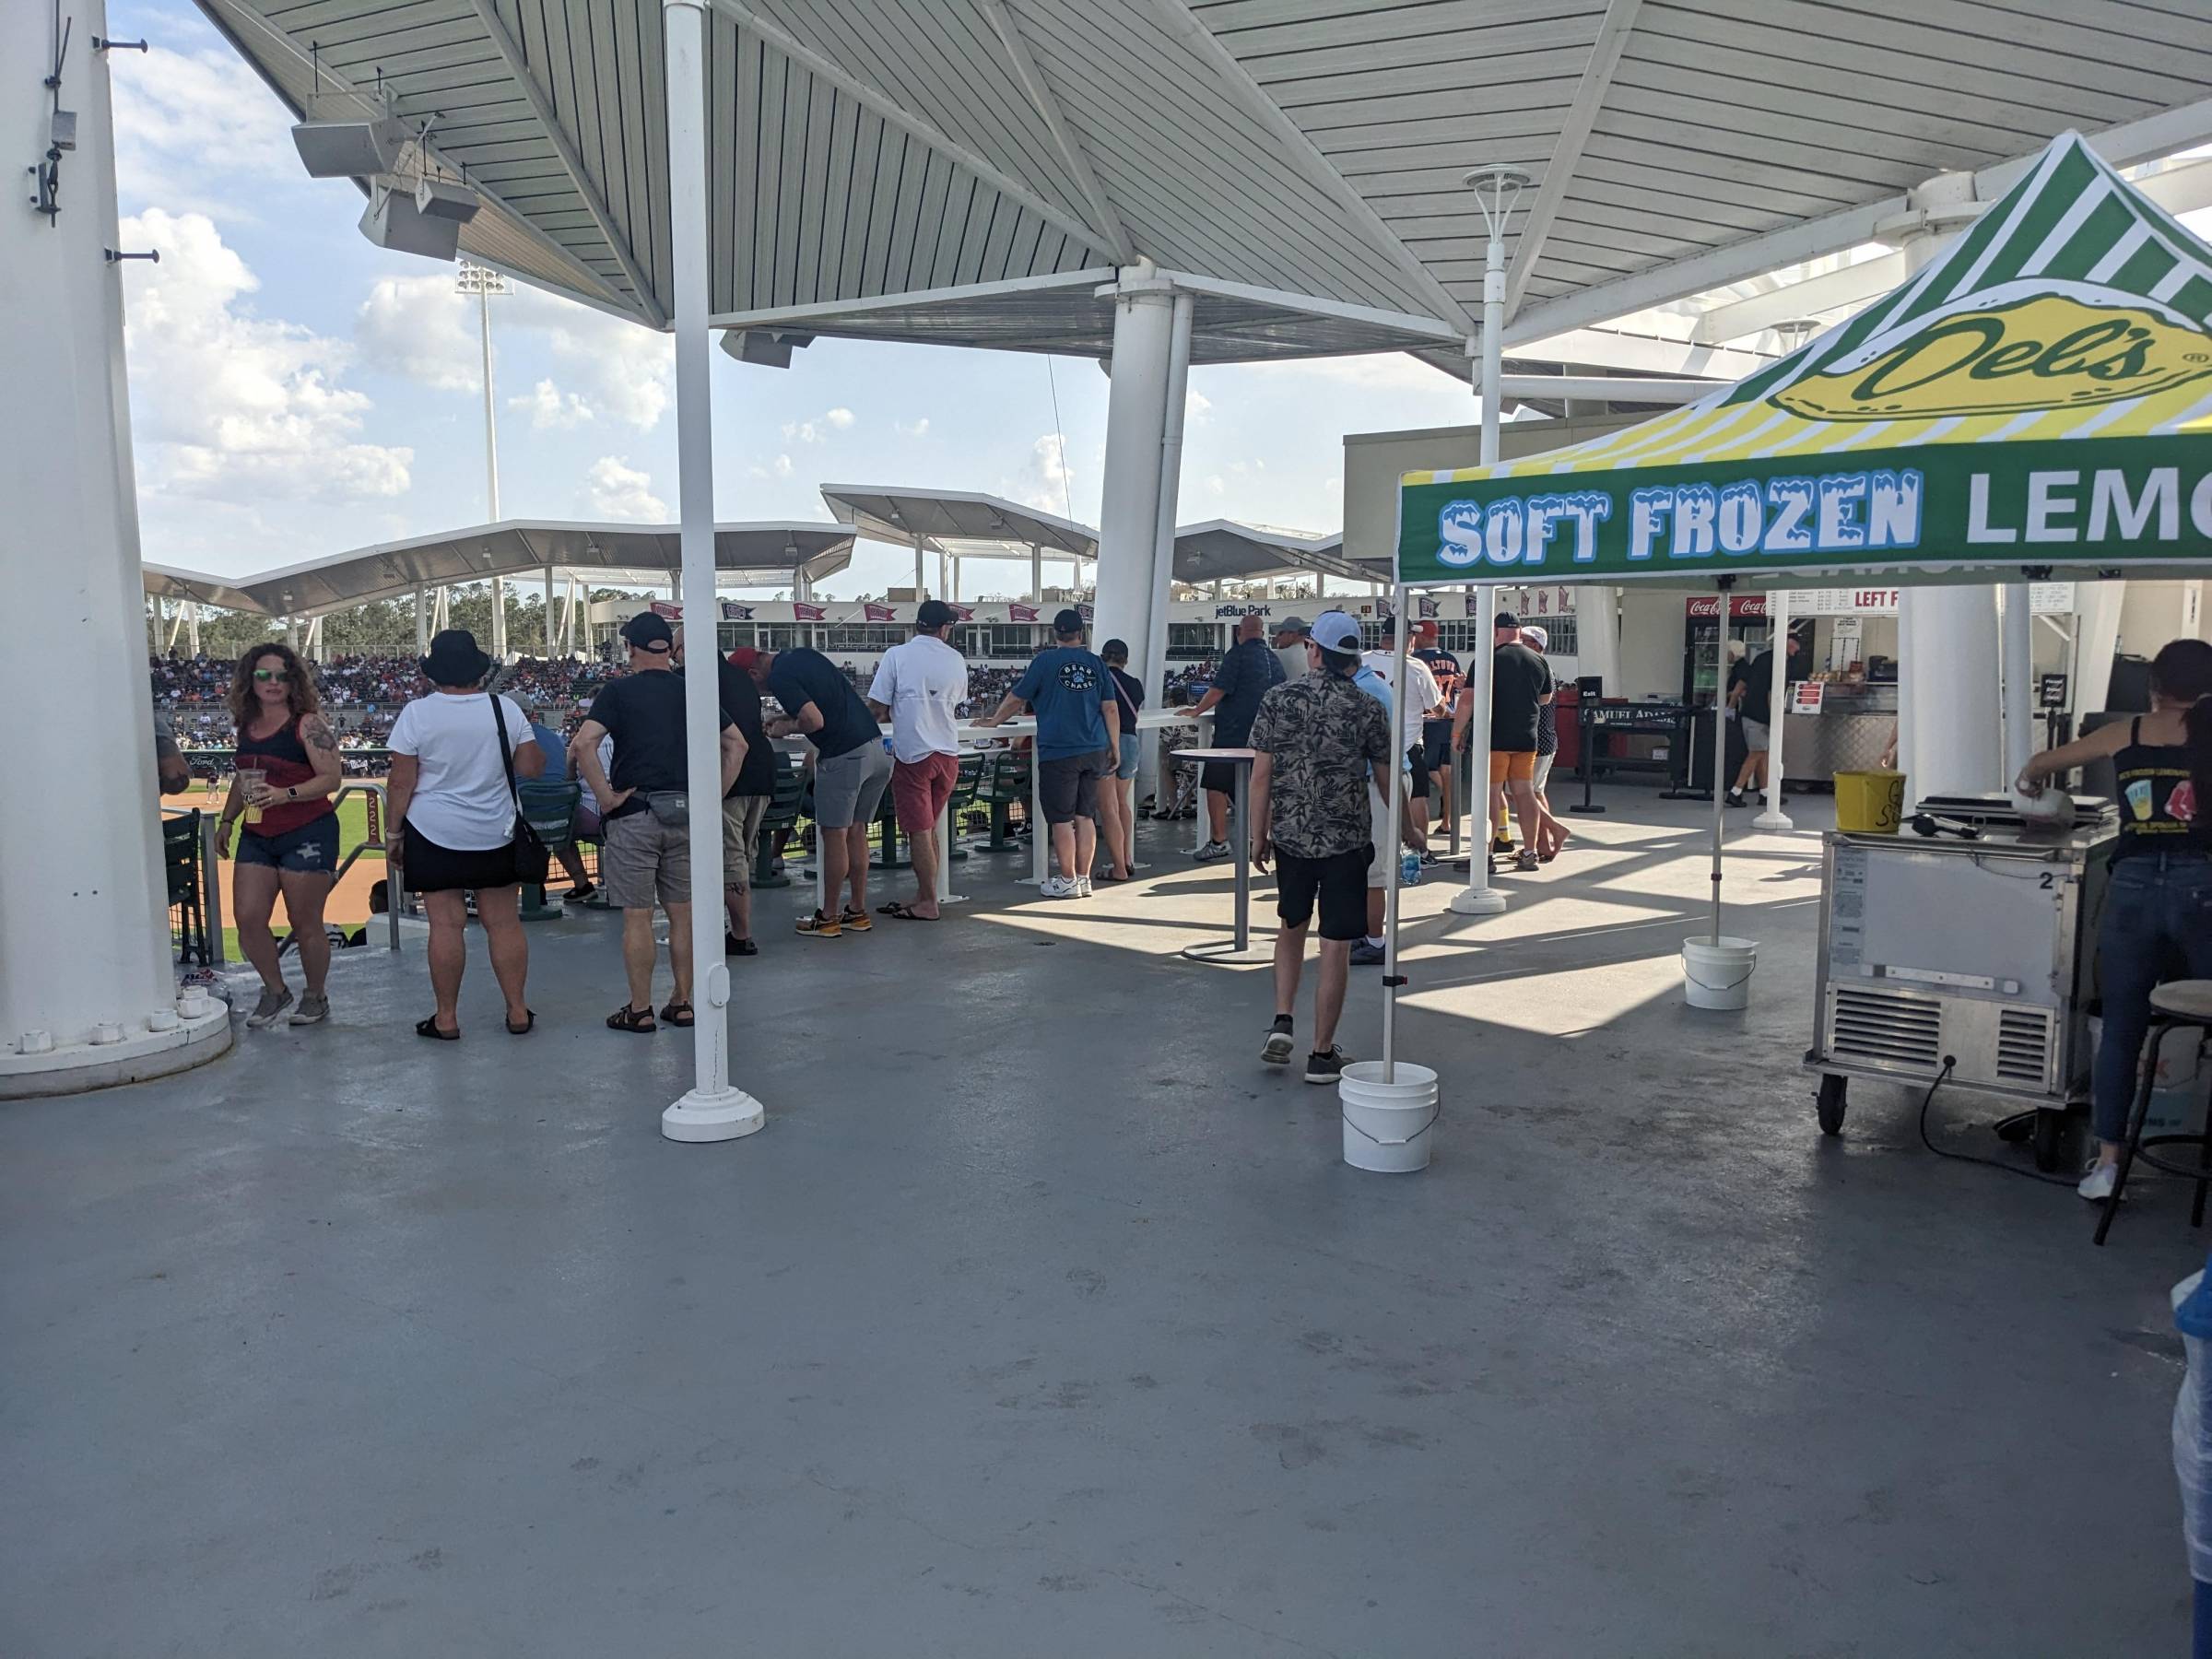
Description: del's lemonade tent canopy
1395,135,2212,591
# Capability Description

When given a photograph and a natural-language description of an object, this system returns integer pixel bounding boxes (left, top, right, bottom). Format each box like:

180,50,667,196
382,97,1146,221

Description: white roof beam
1514,328,1771,381
1689,252,1910,346
704,0,1108,258
1499,374,1723,404
465,0,669,329
1503,0,1641,319
711,267,1112,332
1142,0,1473,335
978,0,1132,264
1155,271,1463,346
1512,98,2212,347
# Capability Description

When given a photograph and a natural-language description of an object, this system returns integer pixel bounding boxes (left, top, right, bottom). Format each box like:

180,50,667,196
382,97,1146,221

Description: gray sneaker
1193,840,1232,862
244,987,293,1028
288,992,330,1026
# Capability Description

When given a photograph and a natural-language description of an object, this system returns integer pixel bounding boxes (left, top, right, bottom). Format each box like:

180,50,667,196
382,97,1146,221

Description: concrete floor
1,790,2198,1655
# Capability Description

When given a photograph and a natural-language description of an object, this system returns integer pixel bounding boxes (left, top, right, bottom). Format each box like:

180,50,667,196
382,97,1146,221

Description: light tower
456,260,510,655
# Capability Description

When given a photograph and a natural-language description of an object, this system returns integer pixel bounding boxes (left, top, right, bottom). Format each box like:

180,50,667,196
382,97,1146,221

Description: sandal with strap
877,901,937,921
506,1009,535,1035
415,1015,459,1041
659,1000,695,1027
606,1005,657,1034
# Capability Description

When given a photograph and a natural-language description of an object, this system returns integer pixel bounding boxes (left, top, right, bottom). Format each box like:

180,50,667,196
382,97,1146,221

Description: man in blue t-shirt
735,642,890,938
1182,613,1285,860
521,698,596,904
976,608,1121,899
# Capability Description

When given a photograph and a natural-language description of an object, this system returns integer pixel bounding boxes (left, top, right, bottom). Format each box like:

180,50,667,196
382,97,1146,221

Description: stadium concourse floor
2,790,2195,1656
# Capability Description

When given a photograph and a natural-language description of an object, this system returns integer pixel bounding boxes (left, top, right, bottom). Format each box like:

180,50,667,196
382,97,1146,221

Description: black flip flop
415,1015,459,1041
506,1009,535,1035
878,901,937,922
659,1000,695,1027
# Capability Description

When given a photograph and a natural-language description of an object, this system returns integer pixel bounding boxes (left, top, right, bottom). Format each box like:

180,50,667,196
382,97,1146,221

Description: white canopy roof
144,521,853,617
197,0,2212,374
819,485,1096,558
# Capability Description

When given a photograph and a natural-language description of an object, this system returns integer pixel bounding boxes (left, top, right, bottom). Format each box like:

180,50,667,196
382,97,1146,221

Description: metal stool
2096,980,2212,1246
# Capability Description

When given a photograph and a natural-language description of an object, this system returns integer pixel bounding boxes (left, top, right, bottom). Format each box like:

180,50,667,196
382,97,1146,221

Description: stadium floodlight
359,183,460,262
291,114,407,179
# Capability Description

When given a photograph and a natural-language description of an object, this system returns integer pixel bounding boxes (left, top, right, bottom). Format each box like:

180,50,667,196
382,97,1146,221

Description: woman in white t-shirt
385,630,544,1039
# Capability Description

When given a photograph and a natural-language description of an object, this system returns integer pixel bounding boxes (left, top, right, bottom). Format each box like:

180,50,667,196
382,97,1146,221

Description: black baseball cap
622,611,675,652
1053,607,1085,637
916,598,957,629
1493,610,1520,629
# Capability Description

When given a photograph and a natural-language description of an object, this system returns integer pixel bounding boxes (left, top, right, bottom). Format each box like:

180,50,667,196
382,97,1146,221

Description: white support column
490,575,508,658
1753,590,1794,830
2001,581,2035,791
912,533,927,599
415,587,429,654
1142,290,1194,719
661,0,761,1143
1902,586,2002,797
434,585,450,631
545,565,558,657
1029,542,1041,601
0,0,228,1096
951,554,961,604
2074,579,2125,722
1578,585,1620,695
1092,264,1177,715
1448,164,1528,918
185,601,200,656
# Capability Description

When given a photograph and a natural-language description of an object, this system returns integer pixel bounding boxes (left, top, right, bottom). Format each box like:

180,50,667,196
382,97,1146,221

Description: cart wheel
2032,1109,2065,1173
1816,1074,1848,1135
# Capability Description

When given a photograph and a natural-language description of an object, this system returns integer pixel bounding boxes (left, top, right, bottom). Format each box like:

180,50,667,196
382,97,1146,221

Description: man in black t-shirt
1457,610,1553,871
708,638,775,956
1726,629,1806,806
572,612,744,1031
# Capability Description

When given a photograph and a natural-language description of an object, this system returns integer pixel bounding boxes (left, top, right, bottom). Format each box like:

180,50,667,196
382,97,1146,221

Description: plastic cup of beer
237,767,266,825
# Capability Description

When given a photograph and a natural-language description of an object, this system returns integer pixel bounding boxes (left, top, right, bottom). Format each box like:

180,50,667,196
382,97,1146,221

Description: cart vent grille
1830,987,1942,1070
1997,1008,2055,1087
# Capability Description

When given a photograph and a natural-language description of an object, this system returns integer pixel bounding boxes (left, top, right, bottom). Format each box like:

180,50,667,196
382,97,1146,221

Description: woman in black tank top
2016,639,2212,1199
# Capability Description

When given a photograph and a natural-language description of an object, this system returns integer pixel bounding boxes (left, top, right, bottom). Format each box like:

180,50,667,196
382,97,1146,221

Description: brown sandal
658,1000,694,1027
606,1005,656,1033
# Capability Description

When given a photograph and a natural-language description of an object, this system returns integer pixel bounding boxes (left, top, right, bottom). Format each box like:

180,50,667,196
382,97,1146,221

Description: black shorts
401,819,521,893
1038,751,1111,825
1274,843,1372,941
1406,745,1431,801
1201,759,1241,796
1420,720,1454,776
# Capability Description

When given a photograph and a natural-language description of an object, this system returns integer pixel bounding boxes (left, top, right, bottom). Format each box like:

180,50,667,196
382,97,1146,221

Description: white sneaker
1075,876,1093,898
2077,1160,2119,1202
1041,876,1077,900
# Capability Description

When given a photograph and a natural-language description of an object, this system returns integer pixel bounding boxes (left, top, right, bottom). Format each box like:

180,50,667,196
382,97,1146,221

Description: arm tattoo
302,716,338,753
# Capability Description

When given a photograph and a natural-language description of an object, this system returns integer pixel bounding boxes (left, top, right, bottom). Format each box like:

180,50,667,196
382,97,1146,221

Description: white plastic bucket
1339,1061,1440,1173
1681,935,1759,1011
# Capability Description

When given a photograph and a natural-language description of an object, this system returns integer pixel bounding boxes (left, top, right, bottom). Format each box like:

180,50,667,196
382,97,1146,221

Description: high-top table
1171,746,1268,964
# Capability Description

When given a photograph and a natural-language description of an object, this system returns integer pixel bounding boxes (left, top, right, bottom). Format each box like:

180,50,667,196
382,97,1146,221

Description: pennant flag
1009,603,1039,622
952,605,975,621
864,602,896,622
650,600,682,620
720,602,754,621
793,602,826,621
1078,604,1094,622
1417,594,1439,618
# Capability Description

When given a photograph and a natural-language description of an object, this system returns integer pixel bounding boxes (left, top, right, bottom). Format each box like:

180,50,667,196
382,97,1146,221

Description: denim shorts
1116,730,1140,781
236,813,339,877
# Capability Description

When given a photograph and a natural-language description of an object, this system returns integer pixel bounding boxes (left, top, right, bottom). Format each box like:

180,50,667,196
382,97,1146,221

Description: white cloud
1011,431,1077,515
582,456,666,520
782,406,858,443
120,209,410,502
1206,474,1225,496
355,277,672,428
1185,390,1213,423
896,417,930,437
773,453,794,477
112,42,300,219
825,406,855,429
511,378,594,429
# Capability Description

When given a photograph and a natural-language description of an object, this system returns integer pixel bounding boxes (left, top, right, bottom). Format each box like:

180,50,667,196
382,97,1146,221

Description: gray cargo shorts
812,743,893,830
601,808,691,909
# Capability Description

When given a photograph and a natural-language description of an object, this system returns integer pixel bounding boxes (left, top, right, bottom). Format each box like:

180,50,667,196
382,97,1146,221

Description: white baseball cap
1309,611,1361,653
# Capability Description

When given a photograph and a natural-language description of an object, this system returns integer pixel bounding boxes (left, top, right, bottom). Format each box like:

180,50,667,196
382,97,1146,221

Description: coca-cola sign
1684,595,1768,619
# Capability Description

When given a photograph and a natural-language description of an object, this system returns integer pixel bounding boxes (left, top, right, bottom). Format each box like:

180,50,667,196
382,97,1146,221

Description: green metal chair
946,751,985,862
971,749,1032,852
516,779,582,920
753,752,807,889
162,809,211,965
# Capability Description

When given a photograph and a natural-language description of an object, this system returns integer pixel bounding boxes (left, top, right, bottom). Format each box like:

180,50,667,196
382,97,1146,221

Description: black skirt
400,819,520,893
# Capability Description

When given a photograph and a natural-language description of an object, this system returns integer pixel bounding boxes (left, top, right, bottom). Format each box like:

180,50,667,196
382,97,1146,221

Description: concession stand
1378,134,2212,1134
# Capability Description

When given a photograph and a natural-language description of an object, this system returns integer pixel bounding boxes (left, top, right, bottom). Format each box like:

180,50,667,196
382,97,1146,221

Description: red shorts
891,751,959,835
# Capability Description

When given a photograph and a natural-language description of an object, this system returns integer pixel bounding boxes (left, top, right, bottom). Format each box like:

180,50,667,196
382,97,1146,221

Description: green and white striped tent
1396,132,2212,588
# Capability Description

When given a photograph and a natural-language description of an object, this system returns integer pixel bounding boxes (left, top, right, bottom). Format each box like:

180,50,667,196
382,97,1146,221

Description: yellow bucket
1835,771,1906,834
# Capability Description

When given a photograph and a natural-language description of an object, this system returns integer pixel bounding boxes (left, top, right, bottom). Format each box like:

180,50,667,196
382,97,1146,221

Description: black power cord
1915,1056,2078,1188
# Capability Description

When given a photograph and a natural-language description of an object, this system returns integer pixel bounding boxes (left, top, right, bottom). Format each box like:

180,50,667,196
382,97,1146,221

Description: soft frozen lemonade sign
1400,437,2212,584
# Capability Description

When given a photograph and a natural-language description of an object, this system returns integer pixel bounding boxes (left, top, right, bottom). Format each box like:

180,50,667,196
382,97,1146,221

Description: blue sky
111,2,1481,598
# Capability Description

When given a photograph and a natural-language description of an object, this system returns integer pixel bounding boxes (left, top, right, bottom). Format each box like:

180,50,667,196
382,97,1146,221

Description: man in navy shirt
735,642,889,938
977,609,1121,899
1182,613,1284,860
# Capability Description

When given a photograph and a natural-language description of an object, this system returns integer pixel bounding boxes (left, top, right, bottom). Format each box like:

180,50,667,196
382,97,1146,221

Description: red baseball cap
728,646,762,673
1413,619,1441,643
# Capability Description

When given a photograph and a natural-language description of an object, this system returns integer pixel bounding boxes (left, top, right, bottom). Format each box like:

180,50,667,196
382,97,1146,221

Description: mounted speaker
291,115,407,179
719,329,813,368
359,185,460,261
413,176,480,224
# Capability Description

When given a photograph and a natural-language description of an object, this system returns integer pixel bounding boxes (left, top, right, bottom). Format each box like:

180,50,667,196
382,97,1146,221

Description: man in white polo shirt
866,599,967,921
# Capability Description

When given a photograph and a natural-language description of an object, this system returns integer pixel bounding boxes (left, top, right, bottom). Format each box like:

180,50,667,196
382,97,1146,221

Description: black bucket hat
421,629,492,686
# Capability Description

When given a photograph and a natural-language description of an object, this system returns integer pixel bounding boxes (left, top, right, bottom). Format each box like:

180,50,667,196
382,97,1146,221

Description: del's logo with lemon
1773,292,2212,421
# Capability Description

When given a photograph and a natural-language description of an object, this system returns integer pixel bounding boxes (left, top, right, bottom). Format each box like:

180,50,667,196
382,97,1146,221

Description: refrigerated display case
1680,594,1771,706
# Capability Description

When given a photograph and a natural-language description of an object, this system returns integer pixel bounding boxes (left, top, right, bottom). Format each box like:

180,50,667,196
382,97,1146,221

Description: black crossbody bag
491,697,552,885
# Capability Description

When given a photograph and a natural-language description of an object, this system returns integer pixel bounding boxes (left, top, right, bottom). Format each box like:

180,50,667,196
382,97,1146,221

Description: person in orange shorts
1456,610,1554,872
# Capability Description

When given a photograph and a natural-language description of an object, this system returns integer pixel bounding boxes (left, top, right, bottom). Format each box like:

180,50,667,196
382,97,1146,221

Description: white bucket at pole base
1681,935,1759,1011
1340,1061,1440,1173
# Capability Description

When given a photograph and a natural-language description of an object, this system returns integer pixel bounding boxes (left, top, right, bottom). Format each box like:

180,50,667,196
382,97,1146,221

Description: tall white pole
1711,647,1727,945
185,601,201,656
661,0,762,1142
1447,166,1526,919
478,285,500,520
545,565,558,658
1092,264,1177,717
0,0,228,1096
1382,582,1411,1077
950,555,961,604
1030,542,1042,601
912,532,926,599
1144,291,1194,720
1753,589,1794,830
415,587,429,654
2001,581,2035,790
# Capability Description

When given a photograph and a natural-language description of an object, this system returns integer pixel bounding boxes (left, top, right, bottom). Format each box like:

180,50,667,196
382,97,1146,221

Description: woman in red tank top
216,643,346,1029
